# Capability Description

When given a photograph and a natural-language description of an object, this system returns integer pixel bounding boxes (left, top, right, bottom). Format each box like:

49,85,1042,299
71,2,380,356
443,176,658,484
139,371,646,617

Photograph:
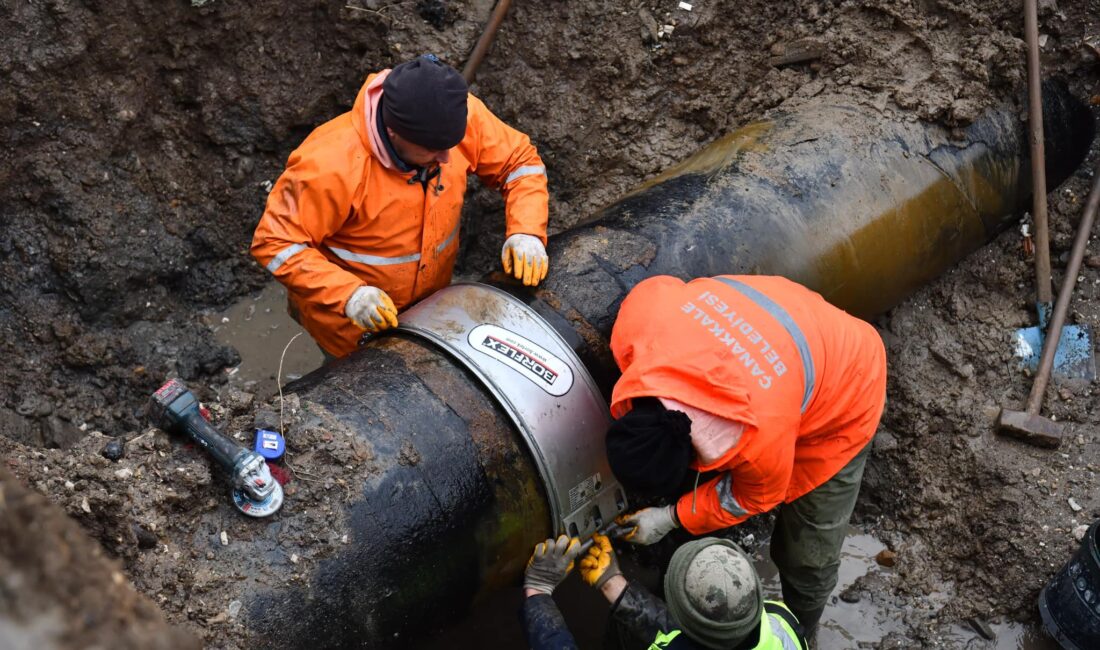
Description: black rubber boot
789,604,824,645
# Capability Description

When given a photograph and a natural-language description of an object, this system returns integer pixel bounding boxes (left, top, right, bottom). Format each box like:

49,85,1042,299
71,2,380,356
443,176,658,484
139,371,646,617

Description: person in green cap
520,533,808,649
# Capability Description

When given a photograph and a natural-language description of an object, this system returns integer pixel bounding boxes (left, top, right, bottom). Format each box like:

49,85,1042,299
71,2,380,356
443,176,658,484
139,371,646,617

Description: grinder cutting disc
232,480,284,518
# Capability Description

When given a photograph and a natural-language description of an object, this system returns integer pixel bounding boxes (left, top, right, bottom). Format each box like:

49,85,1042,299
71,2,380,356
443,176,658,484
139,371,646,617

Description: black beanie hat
606,397,694,498
382,54,469,150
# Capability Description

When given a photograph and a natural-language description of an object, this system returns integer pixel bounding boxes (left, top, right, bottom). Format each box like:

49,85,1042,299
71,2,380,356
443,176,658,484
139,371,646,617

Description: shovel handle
462,0,512,83
1026,165,1100,414
1025,0,1053,305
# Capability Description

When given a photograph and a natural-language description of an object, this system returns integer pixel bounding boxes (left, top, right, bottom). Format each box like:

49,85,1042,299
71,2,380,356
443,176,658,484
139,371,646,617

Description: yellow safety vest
757,601,805,650
647,601,805,650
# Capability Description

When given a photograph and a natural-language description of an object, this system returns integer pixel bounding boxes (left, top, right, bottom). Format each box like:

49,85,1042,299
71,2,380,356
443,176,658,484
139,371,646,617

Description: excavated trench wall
3,2,1098,648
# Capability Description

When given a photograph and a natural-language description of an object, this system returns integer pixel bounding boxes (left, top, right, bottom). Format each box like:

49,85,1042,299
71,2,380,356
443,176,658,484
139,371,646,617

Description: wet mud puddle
751,528,1057,649
207,282,323,397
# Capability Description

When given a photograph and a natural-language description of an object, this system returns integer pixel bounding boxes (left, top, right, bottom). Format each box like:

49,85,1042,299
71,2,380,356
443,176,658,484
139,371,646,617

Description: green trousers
768,442,872,627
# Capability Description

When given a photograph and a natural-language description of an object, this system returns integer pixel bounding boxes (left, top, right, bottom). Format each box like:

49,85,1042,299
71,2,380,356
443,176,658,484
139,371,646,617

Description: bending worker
521,533,807,649
252,54,549,358
609,274,887,635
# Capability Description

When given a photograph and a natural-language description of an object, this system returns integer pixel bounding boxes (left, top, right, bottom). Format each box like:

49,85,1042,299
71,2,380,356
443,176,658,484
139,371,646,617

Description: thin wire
275,332,321,483
277,332,303,435
283,452,320,482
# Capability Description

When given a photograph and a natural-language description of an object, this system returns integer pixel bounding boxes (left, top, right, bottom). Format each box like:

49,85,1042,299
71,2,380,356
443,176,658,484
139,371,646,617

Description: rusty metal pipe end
996,407,1063,449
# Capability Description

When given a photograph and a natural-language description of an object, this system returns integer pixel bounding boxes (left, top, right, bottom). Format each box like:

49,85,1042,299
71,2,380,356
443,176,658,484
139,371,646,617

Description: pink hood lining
658,397,746,470
363,70,398,171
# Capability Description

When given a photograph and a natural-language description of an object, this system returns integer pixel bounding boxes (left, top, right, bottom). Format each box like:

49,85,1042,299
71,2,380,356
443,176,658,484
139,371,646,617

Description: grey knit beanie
664,538,763,649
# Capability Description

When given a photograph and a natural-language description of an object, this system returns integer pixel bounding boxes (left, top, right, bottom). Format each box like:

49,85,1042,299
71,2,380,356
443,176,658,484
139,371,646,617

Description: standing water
208,282,323,397
753,531,903,647
751,528,1058,649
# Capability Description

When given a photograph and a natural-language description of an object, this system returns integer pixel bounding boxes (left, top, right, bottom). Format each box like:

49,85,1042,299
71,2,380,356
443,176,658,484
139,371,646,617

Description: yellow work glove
524,535,581,595
501,233,549,287
580,534,622,588
345,285,399,333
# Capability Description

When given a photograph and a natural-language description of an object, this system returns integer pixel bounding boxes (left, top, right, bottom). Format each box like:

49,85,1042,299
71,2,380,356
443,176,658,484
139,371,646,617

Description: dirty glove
580,534,622,588
524,534,581,595
618,505,679,546
501,233,549,287
345,285,398,332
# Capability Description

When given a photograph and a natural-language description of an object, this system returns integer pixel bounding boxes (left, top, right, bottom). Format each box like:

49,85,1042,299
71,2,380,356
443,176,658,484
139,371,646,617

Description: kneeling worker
252,54,550,358
521,533,807,649
609,275,887,635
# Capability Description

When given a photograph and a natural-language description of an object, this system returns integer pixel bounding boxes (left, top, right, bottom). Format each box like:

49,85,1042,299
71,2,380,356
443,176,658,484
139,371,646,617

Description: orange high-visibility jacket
252,73,549,357
610,275,887,534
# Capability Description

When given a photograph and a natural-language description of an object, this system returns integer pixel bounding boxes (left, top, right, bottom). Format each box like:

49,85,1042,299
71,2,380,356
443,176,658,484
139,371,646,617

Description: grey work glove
618,505,679,545
524,534,581,595
345,285,398,332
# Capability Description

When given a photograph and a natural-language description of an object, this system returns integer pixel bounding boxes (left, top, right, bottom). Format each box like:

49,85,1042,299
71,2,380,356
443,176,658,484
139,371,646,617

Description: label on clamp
568,473,602,513
468,324,574,396
254,429,285,461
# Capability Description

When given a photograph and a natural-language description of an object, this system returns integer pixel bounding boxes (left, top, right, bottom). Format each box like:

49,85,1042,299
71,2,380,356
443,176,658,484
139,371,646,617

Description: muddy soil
860,159,1100,646
0,467,200,650
3,0,1100,648
0,386,383,650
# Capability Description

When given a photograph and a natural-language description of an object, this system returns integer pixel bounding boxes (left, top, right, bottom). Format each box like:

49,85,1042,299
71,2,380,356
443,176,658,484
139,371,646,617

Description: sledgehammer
998,165,1100,448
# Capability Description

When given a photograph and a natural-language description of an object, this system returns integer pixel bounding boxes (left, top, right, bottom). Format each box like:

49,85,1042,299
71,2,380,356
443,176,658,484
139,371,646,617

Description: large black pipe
242,336,549,647
233,86,1091,648
538,82,1092,389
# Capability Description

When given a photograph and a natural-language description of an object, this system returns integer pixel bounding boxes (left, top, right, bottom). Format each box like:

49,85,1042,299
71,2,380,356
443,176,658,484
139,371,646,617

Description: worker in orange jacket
252,55,549,358
605,274,887,635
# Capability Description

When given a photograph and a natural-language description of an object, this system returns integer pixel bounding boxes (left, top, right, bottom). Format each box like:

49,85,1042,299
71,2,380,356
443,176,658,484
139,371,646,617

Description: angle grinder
148,379,284,517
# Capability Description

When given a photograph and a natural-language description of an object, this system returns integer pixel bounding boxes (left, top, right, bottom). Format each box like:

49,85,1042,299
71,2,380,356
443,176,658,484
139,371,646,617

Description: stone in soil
101,438,125,461
875,549,898,568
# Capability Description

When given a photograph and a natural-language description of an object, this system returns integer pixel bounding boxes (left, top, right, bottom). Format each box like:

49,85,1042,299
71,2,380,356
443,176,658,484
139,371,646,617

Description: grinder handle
179,410,247,471
150,380,246,470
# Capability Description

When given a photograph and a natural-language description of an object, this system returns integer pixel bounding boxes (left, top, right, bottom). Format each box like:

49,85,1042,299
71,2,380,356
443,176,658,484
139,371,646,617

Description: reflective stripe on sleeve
329,246,420,266
764,603,809,650
713,277,817,413
769,616,803,650
436,221,460,253
265,243,308,273
715,473,748,518
503,165,546,185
